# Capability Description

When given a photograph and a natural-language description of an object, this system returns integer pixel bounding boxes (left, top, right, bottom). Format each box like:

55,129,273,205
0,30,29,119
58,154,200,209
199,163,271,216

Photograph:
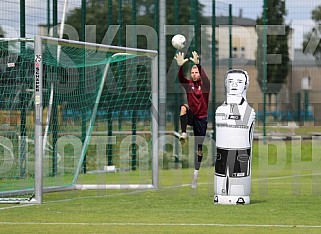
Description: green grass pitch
0,140,321,234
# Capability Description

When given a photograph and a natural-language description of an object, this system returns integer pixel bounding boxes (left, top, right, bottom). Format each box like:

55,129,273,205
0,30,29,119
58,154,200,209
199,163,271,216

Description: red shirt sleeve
178,66,189,85
197,64,210,93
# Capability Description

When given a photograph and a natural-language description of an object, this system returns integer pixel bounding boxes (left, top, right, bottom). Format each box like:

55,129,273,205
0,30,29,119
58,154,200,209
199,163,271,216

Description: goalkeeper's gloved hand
174,52,188,66
189,51,200,64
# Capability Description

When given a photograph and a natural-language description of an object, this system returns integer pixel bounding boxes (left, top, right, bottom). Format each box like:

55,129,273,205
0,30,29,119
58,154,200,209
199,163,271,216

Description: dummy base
213,195,250,205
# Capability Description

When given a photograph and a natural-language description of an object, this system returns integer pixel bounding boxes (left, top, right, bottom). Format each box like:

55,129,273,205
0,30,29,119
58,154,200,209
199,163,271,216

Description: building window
233,47,238,58
240,47,245,58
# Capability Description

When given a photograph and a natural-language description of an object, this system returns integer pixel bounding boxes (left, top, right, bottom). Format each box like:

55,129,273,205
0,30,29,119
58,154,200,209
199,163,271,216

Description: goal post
0,36,158,204
34,35,43,204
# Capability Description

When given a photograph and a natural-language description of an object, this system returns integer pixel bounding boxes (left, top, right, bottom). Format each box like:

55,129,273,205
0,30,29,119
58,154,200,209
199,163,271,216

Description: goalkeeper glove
174,52,188,66
189,51,200,64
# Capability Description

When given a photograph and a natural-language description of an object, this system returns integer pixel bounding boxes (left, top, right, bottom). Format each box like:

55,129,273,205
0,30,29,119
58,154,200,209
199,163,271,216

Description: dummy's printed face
191,67,200,82
226,73,246,96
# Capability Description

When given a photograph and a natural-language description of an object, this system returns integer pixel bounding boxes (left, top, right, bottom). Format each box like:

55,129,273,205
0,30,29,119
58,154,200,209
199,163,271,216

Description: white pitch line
0,190,149,210
0,222,320,229
44,189,150,204
252,172,321,181
0,204,35,211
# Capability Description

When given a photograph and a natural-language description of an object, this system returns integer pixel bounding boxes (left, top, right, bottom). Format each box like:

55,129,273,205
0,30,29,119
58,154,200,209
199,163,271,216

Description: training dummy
214,69,255,205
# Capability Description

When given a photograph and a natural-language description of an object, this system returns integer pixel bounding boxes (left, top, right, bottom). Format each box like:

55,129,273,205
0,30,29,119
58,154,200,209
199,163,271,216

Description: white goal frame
0,36,158,204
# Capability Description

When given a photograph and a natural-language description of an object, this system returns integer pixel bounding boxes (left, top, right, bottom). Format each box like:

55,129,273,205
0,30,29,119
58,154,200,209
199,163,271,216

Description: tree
0,25,5,37
64,0,209,60
64,0,211,112
65,0,132,45
303,5,321,60
256,0,290,96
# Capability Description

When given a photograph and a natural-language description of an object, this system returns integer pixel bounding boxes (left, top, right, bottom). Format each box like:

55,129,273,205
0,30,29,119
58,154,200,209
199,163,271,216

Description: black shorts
182,104,208,137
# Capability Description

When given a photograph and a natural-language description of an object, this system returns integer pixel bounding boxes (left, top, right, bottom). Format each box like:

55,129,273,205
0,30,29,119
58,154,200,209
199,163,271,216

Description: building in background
204,14,308,123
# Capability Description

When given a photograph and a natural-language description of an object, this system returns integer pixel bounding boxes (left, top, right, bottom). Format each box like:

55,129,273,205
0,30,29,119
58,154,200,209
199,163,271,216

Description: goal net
0,36,158,204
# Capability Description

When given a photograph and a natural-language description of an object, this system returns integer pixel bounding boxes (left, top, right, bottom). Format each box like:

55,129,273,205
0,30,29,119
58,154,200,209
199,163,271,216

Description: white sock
194,169,199,177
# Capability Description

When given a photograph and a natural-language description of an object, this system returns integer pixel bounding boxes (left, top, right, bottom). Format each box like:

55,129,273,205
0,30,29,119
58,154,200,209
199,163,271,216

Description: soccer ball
171,34,186,49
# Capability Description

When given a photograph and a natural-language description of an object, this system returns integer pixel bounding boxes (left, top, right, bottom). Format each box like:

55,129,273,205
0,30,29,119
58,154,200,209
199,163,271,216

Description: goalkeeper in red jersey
174,51,210,188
